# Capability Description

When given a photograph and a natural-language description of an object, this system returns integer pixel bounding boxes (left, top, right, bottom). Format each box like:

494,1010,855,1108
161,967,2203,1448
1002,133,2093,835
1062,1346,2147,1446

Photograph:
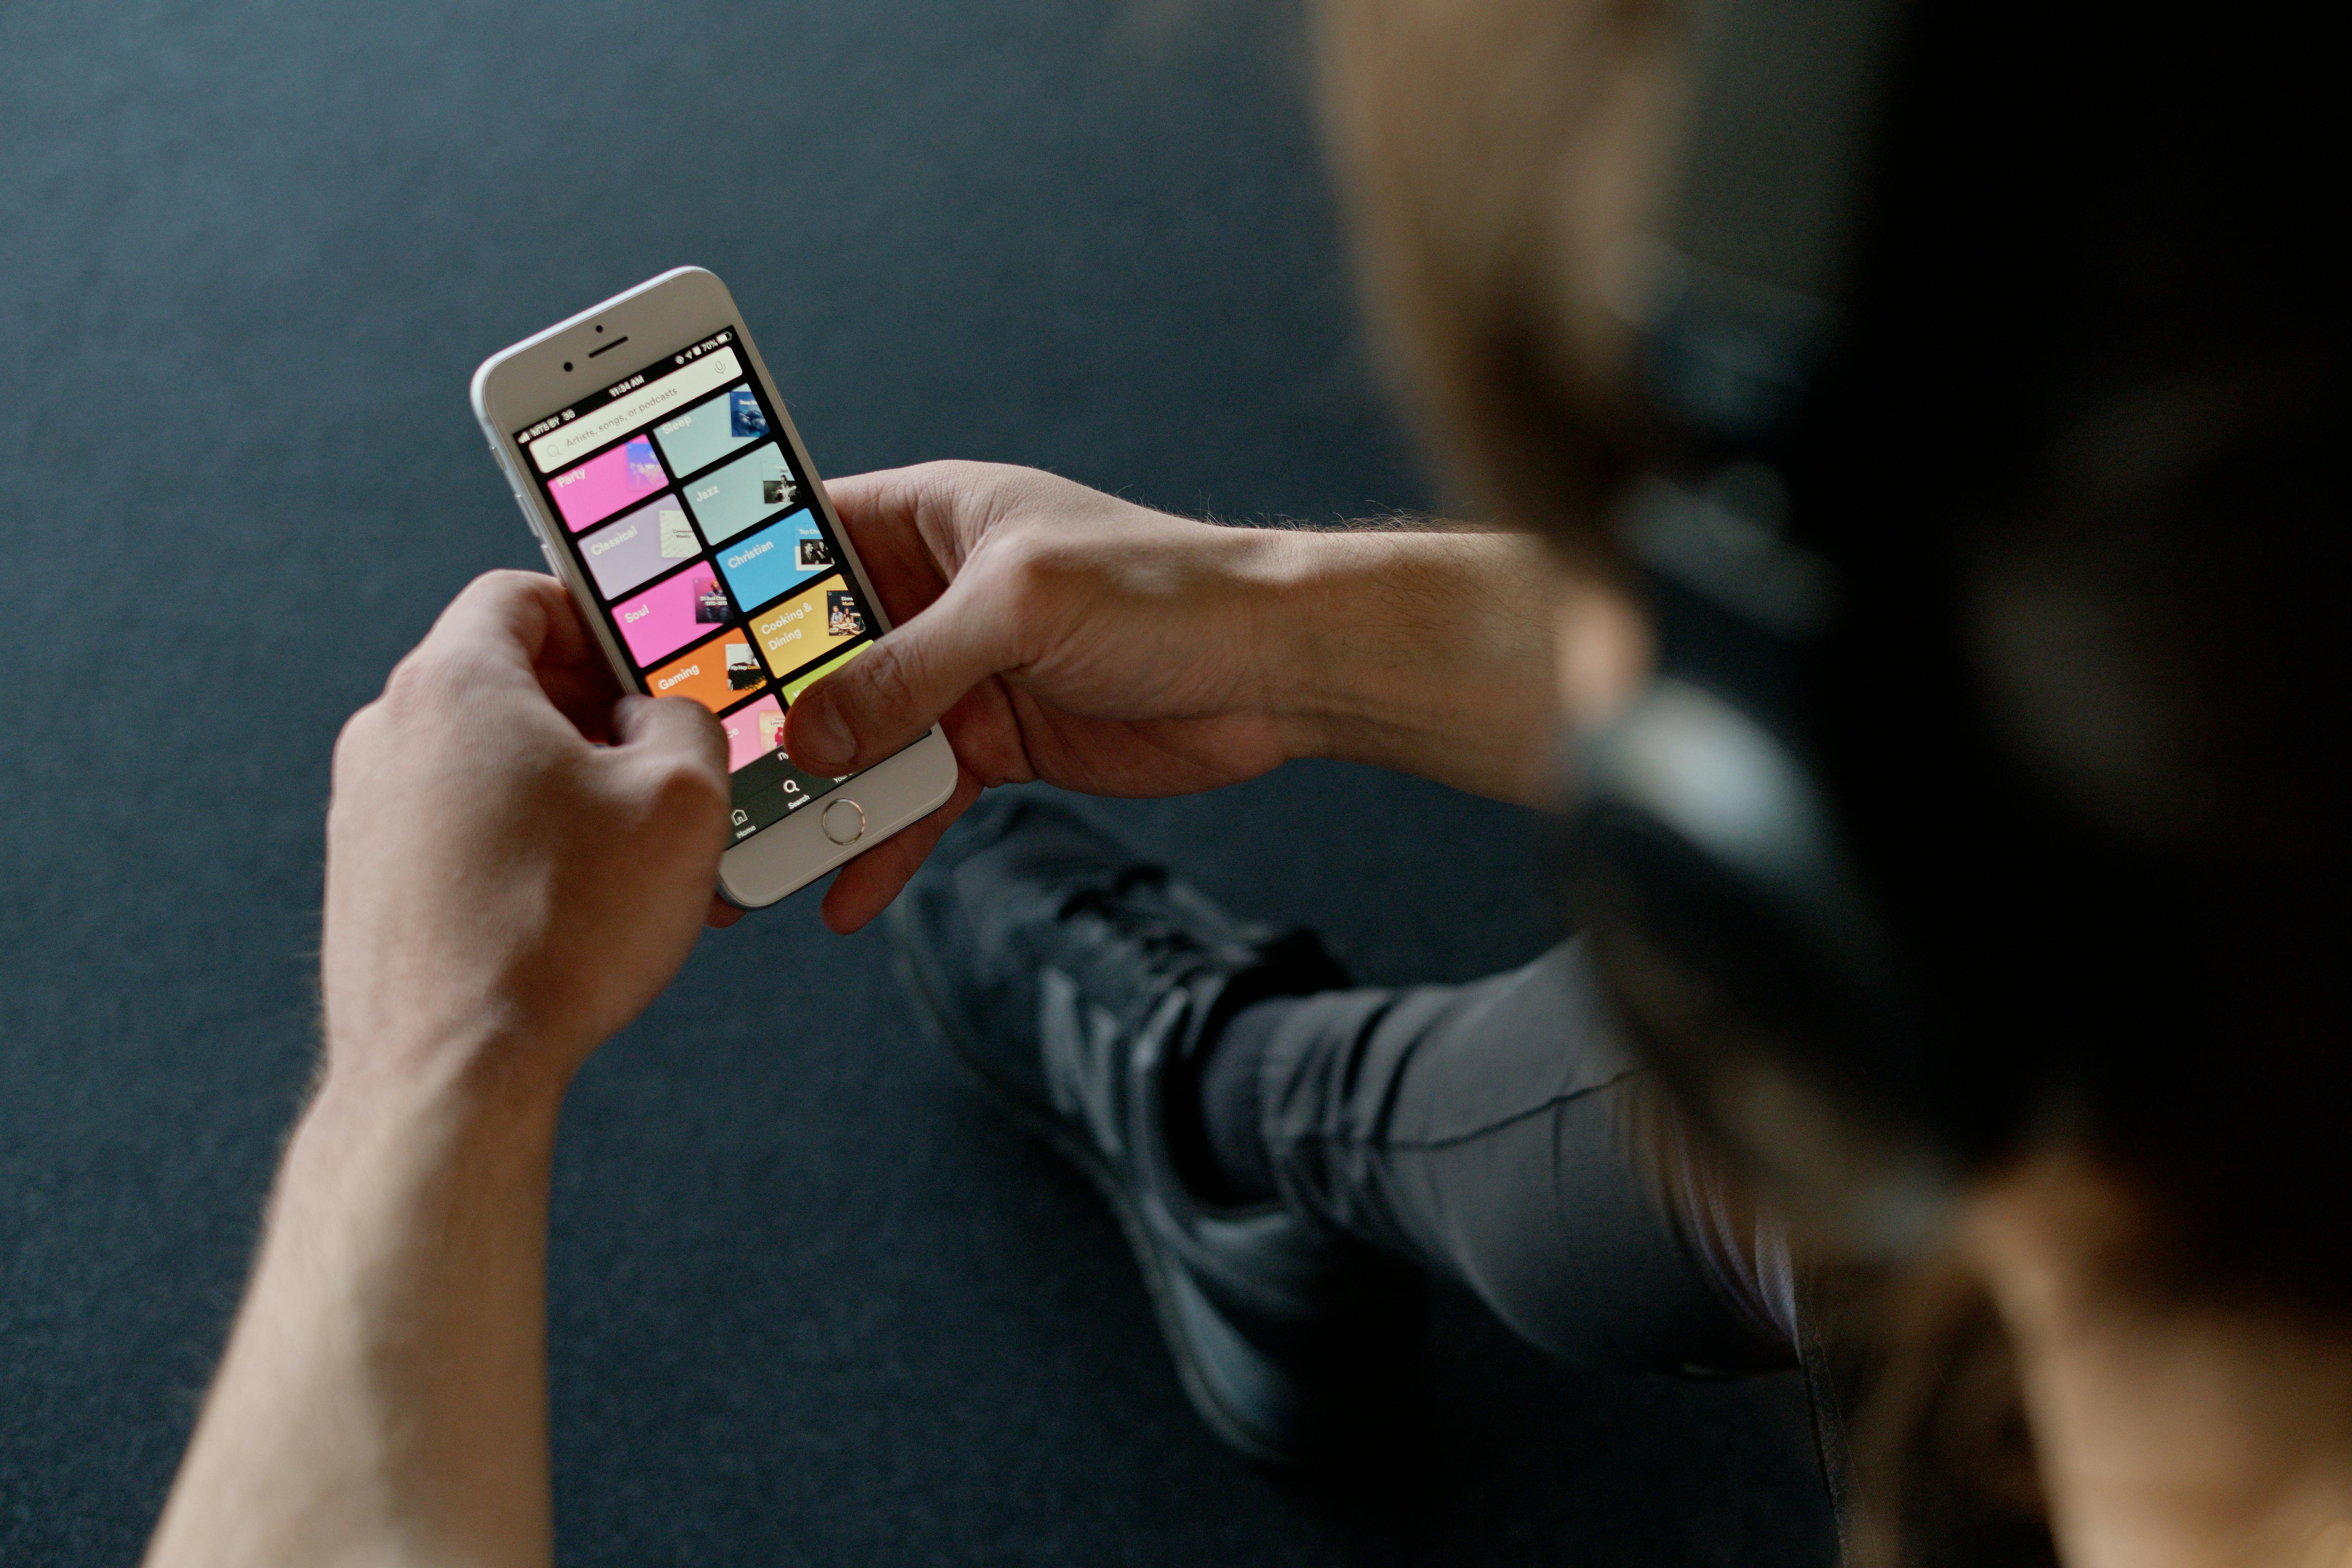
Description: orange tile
645,629,765,714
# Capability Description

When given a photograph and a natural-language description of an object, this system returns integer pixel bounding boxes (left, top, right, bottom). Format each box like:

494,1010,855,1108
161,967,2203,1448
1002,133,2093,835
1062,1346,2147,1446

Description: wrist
310,1012,571,1152
1253,528,1388,737
285,1042,565,1267
1207,526,1342,766
1249,528,1565,802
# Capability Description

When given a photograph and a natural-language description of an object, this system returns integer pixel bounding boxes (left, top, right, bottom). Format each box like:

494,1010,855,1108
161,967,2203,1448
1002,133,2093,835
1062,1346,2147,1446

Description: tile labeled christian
715,508,828,612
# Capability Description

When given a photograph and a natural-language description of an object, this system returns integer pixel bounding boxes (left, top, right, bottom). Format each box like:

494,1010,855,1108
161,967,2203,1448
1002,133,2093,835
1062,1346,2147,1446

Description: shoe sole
888,903,1300,1467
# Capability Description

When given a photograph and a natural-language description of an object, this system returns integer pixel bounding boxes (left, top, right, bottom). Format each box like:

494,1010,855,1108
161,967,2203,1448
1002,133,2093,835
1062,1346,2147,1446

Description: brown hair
1311,0,2349,1556
1311,0,1671,557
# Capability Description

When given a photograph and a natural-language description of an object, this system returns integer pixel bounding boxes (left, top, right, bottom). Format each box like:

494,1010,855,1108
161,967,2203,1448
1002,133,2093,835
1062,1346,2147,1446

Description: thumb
783,575,1015,772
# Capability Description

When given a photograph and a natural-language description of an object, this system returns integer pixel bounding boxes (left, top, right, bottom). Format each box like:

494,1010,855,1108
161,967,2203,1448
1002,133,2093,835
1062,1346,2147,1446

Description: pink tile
720,694,787,773
613,564,729,667
550,436,666,532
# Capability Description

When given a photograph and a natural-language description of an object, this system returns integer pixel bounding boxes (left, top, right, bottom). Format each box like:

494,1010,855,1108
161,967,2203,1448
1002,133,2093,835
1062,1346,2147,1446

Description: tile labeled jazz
518,329,872,841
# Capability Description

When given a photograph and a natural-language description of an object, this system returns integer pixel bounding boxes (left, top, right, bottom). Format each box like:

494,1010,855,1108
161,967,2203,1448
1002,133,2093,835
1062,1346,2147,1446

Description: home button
820,798,866,846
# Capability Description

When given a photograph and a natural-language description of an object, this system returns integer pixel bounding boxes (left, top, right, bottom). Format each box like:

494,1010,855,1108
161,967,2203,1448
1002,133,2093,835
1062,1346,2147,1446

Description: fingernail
789,698,853,770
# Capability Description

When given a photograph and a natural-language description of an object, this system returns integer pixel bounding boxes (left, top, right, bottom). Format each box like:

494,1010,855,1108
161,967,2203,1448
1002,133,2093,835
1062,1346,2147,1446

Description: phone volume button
493,444,532,505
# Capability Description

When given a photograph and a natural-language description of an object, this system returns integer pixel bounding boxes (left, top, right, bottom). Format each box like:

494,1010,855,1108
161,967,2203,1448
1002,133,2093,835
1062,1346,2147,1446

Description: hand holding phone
787,461,1574,933
776,462,1306,929
325,572,732,1089
472,269,959,908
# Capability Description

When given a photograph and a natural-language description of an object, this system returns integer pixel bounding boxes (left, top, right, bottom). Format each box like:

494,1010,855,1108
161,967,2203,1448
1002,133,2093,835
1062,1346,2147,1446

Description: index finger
407,570,623,739
409,569,579,679
823,468,956,629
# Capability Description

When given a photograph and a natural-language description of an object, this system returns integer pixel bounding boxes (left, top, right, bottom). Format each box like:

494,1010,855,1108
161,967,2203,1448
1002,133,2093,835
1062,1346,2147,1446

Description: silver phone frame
470,266,958,908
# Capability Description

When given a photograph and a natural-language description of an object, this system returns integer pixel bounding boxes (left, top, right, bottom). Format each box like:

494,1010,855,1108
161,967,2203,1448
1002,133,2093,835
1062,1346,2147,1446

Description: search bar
529,346,743,473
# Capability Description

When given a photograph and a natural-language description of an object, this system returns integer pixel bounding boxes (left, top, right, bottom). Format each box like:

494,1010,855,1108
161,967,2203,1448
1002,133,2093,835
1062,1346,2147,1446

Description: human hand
781,463,1306,934
321,571,733,1106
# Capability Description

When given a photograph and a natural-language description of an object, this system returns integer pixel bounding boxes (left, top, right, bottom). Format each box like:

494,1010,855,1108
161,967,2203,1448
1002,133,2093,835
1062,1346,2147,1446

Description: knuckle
915,458,1002,501
993,531,1087,620
480,566,547,597
460,567,550,620
330,703,384,780
856,643,928,732
644,752,729,824
377,646,468,720
910,461,1035,547
980,524,1046,586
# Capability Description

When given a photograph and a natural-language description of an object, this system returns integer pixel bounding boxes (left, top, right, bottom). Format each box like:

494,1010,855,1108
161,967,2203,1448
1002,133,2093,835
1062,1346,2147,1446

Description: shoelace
1057,870,1224,977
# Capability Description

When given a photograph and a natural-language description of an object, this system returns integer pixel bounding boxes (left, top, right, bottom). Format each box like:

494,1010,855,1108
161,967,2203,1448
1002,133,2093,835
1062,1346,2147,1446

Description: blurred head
1306,0,2350,1334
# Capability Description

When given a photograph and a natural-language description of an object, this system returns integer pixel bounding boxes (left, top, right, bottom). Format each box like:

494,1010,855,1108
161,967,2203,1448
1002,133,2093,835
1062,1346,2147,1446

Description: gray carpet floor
0,3,1831,1562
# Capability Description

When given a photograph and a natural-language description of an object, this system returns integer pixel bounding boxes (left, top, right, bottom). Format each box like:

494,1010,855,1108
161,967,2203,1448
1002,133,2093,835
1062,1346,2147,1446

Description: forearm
147,1046,565,1568
1252,527,1637,805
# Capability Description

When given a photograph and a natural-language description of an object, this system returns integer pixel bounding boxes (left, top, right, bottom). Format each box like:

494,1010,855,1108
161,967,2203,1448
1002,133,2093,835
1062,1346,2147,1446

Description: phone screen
511,327,874,844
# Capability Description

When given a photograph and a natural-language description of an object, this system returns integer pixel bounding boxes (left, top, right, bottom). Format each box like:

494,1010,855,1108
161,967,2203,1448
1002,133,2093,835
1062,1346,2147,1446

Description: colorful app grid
749,571,867,679
578,494,697,600
715,508,830,613
719,694,789,773
550,436,666,533
646,629,763,714
613,562,732,667
652,386,769,478
679,441,799,546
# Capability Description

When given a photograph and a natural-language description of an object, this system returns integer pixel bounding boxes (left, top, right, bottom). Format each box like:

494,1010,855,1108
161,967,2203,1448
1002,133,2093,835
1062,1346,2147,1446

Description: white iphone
471,266,958,908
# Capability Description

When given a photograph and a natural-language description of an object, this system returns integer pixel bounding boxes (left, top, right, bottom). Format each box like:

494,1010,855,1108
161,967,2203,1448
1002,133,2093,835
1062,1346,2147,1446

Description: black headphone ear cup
1554,680,1965,1252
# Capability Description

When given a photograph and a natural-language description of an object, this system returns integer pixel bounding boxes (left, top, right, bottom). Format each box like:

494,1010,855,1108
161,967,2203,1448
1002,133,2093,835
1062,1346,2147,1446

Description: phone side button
820,798,865,846
539,542,562,576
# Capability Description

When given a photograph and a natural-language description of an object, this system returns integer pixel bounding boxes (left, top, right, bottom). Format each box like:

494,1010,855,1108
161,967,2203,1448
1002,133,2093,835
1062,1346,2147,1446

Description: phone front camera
562,360,573,372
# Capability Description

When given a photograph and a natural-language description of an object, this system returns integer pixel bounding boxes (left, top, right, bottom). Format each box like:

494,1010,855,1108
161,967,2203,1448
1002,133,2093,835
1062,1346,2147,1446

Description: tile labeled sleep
653,386,770,478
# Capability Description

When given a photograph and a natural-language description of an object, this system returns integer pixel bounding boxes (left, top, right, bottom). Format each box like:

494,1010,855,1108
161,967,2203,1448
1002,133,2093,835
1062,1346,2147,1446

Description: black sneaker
889,792,1425,1465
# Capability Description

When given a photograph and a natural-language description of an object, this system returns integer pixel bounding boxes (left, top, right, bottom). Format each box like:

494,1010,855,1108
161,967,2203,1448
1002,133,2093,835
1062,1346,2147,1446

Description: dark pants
1247,940,1797,1375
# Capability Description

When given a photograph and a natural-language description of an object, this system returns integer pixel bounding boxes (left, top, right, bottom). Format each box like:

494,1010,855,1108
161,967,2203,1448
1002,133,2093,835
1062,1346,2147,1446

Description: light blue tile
653,385,770,478
679,439,801,545
714,508,830,611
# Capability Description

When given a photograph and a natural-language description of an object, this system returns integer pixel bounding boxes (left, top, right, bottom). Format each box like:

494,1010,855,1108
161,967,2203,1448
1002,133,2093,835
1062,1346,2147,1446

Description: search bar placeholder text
529,346,743,474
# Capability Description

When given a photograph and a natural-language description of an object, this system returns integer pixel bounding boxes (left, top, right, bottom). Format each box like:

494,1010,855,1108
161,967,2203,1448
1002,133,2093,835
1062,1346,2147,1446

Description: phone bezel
470,266,957,908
